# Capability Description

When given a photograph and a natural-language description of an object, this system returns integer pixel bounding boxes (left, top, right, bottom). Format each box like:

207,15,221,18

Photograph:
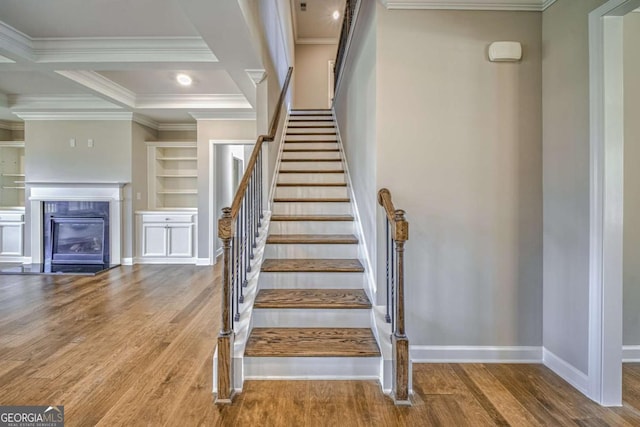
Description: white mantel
29,182,128,264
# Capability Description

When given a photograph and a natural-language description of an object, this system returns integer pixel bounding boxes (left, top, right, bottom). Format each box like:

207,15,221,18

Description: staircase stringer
332,108,393,393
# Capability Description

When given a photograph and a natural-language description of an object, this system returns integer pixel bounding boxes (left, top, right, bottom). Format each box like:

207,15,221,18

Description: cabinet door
142,224,168,257
0,223,23,256
167,224,193,257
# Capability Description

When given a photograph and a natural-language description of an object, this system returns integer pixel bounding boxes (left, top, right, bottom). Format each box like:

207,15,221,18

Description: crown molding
189,111,256,120
379,0,557,11
132,113,158,130
14,112,134,121
157,123,197,131
8,94,120,111
295,37,339,45
137,94,251,110
0,120,24,131
0,21,34,61
32,37,218,63
246,69,267,86
55,70,136,108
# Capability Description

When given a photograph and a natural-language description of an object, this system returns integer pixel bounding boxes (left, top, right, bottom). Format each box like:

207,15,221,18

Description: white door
167,224,193,257
142,224,168,257
0,223,23,256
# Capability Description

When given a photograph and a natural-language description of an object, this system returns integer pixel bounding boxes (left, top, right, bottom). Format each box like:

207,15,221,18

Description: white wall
294,43,338,109
542,0,607,374
623,12,640,346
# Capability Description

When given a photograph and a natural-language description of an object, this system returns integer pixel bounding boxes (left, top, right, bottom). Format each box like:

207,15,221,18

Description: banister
215,66,293,403
377,187,411,405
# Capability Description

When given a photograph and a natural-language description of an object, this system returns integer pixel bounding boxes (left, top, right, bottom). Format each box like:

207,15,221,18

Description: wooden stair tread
245,328,379,357
281,158,340,162
287,119,334,122
273,197,350,203
270,214,354,222
278,170,344,174
287,132,337,136
287,125,335,128
284,140,338,143
261,258,364,273
267,234,358,244
276,183,347,187
254,289,370,309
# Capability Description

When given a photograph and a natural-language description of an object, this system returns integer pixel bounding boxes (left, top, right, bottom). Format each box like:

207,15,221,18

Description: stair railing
378,188,411,405
216,67,293,403
334,0,359,89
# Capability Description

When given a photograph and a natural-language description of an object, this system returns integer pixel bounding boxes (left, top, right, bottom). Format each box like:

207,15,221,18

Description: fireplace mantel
29,182,128,264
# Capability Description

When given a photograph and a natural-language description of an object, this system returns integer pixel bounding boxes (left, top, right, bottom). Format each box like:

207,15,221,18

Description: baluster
258,149,263,221
386,219,391,323
391,234,396,334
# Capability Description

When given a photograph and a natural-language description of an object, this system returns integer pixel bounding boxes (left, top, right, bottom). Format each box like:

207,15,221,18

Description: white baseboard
196,257,212,266
411,345,543,363
542,347,588,395
623,345,640,362
0,256,31,264
133,257,198,265
121,257,133,266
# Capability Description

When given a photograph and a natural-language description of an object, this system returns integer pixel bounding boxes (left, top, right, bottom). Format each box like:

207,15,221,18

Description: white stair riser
280,161,343,170
275,186,348,198
259,272,365,289
285,135,337,141
289,114,333,119
282,152,341,160
285,128,336,134
278,173,346,184
265,243,358,259
272,202,351,215
252,308,370,328
291,110,332,114
243,356,380,379
284,142,338,150
269,221,354,235
287,121,334,127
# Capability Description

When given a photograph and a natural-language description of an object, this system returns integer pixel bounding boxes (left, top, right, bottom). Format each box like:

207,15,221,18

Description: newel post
216,207,235,403
393,209,410,405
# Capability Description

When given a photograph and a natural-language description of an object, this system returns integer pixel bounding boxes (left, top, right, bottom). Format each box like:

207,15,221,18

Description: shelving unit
0,141,25,207
146,141,198,209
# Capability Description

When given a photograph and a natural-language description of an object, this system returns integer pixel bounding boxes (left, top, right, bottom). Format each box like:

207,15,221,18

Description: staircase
242,109,382,379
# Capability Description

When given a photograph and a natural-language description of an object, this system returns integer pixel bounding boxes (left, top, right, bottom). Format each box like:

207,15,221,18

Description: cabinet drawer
0,213,24,222
142,214,193,223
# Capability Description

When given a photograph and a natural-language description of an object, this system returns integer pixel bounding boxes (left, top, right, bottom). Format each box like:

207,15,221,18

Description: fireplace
43,201,110,265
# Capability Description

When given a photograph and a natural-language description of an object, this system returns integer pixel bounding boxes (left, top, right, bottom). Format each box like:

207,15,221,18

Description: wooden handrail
215,67,293,404
222,67,293,231
377,187,411,405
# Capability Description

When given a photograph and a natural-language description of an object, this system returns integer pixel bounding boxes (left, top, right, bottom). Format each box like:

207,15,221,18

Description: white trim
209,139,255,146
0,21,34,61
543,348,589,396
411,345,543,363
378,0,557,10
55,70,136,108
196,257,213,266
245,69,267,86
190,111,256,120
623,346,640,362
134,257,198,265
295,38,338,45
132,114,159,131
157,123,197,132
0,54,15,63
32,37,217,63
136,94,251,110
9,94,120,111
121,257,133,266
14,112,133,121
587,0,640,407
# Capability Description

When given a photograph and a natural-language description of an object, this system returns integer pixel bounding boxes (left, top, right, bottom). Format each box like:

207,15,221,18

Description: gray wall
624,12,640,346
294,43,337,109
542,0,606,374
336,4,543,347
157,129,197,141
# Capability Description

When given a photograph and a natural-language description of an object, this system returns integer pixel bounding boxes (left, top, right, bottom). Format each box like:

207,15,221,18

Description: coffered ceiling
0,0,264,127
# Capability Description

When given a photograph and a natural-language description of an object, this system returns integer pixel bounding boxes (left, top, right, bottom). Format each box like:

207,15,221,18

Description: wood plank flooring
2,265,640,425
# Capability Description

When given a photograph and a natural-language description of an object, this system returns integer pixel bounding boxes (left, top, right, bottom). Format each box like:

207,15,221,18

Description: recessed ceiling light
332,10,340,20
176,73,192,86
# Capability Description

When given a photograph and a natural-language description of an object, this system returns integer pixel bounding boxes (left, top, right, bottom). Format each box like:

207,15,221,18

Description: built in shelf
147,141,198,209
1,173,25,177
0,141,25,207
156,190,198,195
156,157,198,161
2,186,25,190
157,174,198,178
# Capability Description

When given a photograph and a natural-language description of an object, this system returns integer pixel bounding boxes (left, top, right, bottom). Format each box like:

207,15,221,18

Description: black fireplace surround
43,201,110,266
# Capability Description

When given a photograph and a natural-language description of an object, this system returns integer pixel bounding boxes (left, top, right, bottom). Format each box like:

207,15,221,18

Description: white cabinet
0,210,25,262
0,142,25,208
146,141,197,209
136,211,197,263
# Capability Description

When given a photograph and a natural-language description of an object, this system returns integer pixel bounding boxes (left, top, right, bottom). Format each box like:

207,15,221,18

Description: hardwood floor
2,265,640,426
